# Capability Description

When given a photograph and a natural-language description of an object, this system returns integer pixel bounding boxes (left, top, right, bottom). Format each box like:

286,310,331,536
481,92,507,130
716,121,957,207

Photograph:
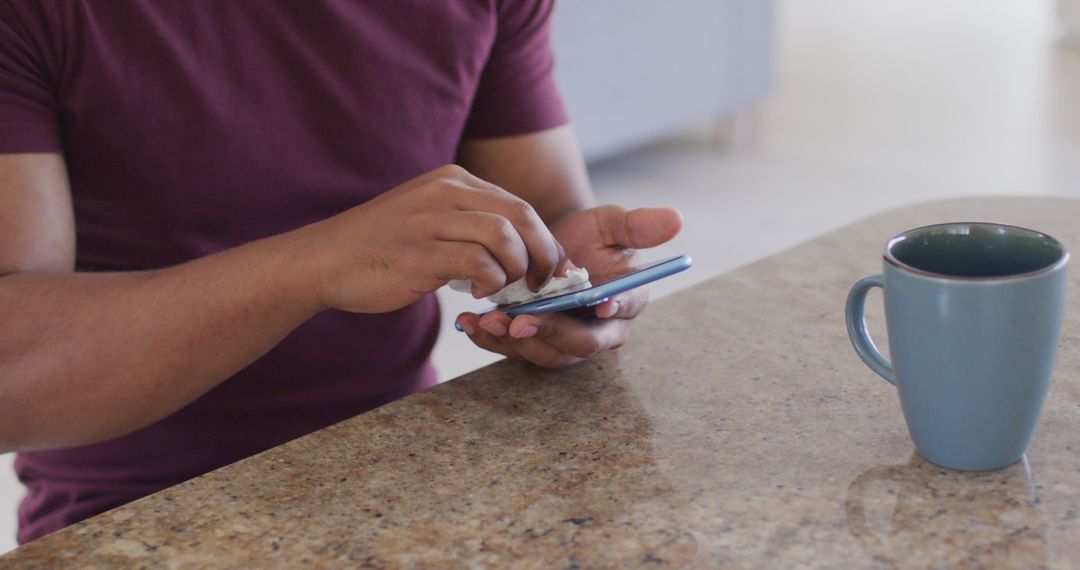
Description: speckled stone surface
4,197,1080,569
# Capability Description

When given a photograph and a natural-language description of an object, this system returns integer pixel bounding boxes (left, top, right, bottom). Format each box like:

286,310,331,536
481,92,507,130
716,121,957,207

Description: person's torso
15,0,501,542
58,0,496,263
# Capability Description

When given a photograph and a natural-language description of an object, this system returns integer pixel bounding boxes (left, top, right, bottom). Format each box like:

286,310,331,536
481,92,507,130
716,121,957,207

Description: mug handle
845,273,896,385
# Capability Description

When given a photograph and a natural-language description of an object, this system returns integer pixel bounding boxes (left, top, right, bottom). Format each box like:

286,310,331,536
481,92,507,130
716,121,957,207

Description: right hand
304,164,565,314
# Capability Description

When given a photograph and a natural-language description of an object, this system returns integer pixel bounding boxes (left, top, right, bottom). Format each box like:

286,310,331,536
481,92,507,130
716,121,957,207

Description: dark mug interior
885,223,1067,279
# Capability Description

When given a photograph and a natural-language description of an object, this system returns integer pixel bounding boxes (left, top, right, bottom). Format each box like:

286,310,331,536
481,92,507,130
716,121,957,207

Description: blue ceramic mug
846,222,1069,471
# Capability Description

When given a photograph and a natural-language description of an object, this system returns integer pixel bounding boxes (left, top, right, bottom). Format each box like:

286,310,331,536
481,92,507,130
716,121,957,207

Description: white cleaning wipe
448,267,591,305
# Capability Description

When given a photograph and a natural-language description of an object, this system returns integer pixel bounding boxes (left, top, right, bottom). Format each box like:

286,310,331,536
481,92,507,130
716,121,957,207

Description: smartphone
456,255,692,329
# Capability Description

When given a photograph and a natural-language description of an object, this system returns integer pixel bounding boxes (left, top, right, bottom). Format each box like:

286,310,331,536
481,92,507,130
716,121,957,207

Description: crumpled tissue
448,267,591,305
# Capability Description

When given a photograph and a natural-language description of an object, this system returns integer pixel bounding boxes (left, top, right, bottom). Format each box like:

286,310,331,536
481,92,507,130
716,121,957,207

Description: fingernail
458,320,475,335
602,302,619,318
515,324,539,339
482,321,508,337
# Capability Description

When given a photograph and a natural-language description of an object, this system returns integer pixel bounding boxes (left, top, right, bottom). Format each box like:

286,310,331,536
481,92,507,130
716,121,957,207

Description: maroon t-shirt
0,1,567,543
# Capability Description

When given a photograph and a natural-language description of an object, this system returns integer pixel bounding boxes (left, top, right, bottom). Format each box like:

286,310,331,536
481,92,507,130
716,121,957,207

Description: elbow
0,373,53,453
0,423,29,454
0,401,34,453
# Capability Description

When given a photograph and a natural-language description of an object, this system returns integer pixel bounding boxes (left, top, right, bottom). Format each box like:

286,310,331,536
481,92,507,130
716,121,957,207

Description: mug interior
886,223,1067,279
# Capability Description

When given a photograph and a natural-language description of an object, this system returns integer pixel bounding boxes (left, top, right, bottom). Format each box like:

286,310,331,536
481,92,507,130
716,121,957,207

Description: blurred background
434,0,1080,381
3,0,1080,554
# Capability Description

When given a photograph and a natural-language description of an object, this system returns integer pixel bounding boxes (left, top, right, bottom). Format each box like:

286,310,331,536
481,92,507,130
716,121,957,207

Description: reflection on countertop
846,454,1046,569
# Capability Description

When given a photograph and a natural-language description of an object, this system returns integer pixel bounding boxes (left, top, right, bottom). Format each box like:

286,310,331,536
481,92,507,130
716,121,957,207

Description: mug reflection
845,453,1047,569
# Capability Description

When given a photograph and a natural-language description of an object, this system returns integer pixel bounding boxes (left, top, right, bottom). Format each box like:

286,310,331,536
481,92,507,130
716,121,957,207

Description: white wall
0,455,19,553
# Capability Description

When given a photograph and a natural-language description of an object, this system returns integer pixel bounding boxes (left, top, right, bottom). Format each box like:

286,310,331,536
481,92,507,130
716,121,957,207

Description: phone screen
494,255,692,317
455,256,692,329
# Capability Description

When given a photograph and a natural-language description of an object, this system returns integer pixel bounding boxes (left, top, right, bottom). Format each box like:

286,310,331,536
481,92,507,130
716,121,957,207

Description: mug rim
883,221,1070,281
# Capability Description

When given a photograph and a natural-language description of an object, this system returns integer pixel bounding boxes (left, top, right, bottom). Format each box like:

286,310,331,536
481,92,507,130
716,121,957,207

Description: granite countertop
4,197,1080,568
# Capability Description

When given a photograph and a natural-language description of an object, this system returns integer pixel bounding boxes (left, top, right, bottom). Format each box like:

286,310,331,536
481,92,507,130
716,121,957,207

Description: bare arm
0,156,562,452
458,125,595,225
0,154,331,452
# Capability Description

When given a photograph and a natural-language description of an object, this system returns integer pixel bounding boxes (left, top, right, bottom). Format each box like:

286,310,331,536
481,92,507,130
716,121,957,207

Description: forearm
458,125,596,226
0,161,571,451
0,225,326,452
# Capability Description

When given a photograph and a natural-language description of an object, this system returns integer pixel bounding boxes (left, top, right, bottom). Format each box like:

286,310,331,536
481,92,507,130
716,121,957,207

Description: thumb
596,205,684,248
552,240,577,277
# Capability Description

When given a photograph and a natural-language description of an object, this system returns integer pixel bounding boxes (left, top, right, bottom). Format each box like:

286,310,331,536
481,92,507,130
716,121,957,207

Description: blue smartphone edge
454,255,692,331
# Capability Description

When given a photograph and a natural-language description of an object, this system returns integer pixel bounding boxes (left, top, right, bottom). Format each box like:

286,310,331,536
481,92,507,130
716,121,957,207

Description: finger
459,313,582,368
594,205,684,249
595,287,649,320
510,339,586,368
482,327,586,367
441,180,560,291
432,242,506,298
553,241,575,277
460,320,518,358
594,299,619,319
436,211,529,287
478,310,512,338
508,312,630,359
455,312,481,336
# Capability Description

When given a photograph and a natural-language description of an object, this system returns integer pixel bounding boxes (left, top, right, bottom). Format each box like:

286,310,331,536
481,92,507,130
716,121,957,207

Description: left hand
455,205,683,367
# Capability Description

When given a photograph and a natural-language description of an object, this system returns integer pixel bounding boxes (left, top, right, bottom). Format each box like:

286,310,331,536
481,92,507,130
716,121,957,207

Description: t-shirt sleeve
462,0,569,139
0,2,64,153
